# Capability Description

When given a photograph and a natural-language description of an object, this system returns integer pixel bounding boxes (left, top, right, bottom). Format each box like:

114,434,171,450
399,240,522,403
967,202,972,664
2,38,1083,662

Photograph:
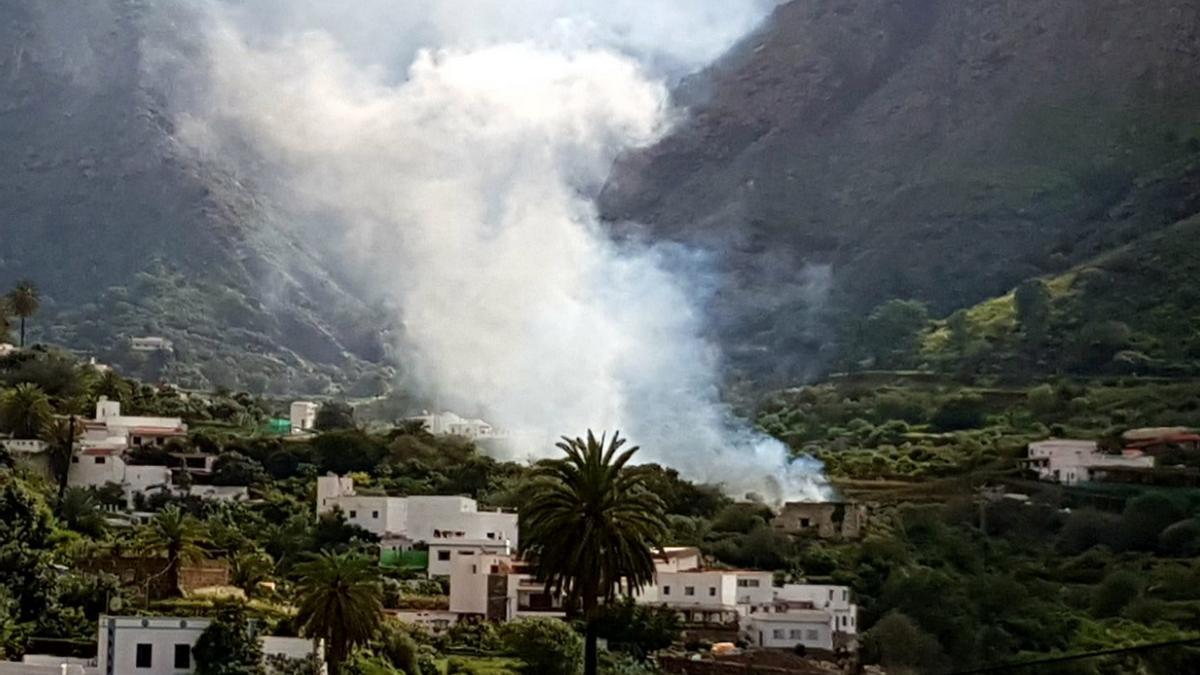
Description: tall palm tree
294,550,383,675
0,383,53,438
8,280,40,348
523,430,669,675
41,415,82,498
92,369,133,404
138,506,206,596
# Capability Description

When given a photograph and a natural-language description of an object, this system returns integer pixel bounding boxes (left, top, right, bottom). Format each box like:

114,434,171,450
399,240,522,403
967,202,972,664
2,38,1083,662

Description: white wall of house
735,572,775,606
184,485,249,502
14,655,96,675
316,476,518,550
428,540,512,576
643,571,739,609
654,547,702,573
448,552,507,616
776,585,857,634
96,616,323,675
289,402,319,433
69,451,128,488
1,438,47,454
742,611,834,650
1027,439,1154,485
386,610,458,634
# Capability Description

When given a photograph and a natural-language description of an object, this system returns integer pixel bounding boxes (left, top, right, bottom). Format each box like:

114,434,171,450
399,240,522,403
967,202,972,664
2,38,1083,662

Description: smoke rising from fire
173,1,829,502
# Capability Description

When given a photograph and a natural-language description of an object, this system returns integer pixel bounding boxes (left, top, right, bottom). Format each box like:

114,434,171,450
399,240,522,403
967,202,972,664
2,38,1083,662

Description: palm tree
93,369,133,404
57,486,107,537
41,415,82,498
138,506,205,596
8,280,40,348
523,430,670,675
294,550,383,675
0,299,11,345
0,383,53,438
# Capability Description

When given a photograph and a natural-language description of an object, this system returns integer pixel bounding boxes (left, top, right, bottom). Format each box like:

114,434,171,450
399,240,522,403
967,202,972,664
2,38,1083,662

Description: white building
96,615,323,675
0,343,15,357
775,584,858,635
1,438,47,455
290,401,319,434
407,411,499,439
130,337,174,353
448,552,565,620
386,609,458,634
317,475,518,560
1025,439,1154,485
742,609,835,651
93,397,187,447
69,449,172,505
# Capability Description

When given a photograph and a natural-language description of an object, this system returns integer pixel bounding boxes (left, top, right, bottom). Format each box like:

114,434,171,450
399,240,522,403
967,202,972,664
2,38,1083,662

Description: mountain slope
0,0,386,393
601,0,1200,381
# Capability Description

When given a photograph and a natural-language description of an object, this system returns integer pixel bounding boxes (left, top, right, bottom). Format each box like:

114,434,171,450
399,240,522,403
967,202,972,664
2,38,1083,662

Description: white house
69,449,172,505
93,397,187,448
96,615,323,675
130,337,174,353
448,552,565,620
1024,439,1154,485
316,475,518,562
742,609,835,651
775,584,858,635
1,438,47,455
290,402,319,434
407,411,499,439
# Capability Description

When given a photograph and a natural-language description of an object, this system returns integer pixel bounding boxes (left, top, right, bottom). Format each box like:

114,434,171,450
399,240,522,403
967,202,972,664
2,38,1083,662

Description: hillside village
4,318,1200,674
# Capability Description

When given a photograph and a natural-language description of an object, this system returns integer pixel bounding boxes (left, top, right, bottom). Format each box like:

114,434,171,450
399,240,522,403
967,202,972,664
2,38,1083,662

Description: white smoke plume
173,1,830,502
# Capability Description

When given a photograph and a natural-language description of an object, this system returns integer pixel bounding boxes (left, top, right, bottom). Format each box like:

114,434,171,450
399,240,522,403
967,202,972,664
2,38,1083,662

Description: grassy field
436,655,525,675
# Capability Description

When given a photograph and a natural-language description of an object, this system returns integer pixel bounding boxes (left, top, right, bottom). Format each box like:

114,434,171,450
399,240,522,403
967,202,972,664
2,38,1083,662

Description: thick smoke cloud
174,0,829,502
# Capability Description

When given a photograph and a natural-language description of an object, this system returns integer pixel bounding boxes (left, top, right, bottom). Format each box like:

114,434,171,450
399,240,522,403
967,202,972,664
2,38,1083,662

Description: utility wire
946,636,1200,674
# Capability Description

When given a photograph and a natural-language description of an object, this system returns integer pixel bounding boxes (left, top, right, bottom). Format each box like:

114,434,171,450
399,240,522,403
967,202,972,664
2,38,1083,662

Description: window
789,629,802,639
349,510,357,518
95,456,106,464
458,550,473,555
662,586,670,596
174,644,190,668
486,532,496,539
437,550,451,561
132,436,142,445
799,518,810,527
708,587,716,596
828,589,834,601
737,579,760,588
71,457,79,464
135,643,152,668
772,629,785,640
372,511,379,518
684,586,695,596
805,629,818,641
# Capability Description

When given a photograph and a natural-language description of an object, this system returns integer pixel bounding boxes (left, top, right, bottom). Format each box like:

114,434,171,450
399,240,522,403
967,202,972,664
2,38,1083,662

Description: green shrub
497,618,582,675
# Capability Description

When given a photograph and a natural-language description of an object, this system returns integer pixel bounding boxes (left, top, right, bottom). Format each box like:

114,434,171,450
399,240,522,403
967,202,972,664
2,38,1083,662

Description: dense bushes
496,618,582,675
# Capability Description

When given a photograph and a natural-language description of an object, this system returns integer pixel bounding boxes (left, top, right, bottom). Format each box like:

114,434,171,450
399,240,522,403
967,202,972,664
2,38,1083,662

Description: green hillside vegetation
1,349,1199,672
923,212,1200,379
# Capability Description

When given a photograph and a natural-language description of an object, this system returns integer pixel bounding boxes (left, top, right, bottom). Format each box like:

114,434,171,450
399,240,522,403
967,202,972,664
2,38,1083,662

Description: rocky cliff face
601,0,1200,380
0,0,385,392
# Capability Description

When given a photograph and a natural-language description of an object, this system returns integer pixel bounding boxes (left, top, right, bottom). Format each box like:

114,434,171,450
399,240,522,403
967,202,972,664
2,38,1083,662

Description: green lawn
436,655,525,675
